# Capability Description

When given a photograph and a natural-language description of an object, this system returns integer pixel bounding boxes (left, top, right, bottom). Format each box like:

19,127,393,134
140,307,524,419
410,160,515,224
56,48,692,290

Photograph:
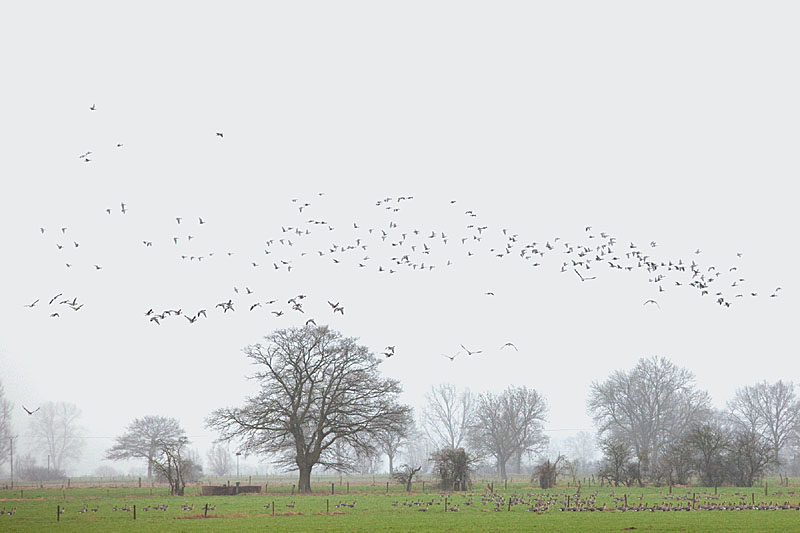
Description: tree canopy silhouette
206,325,412,493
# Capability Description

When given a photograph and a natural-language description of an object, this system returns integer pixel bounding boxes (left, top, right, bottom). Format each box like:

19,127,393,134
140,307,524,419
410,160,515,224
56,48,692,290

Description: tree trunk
298,463,313,493
388,454,394,476
499,458,508,481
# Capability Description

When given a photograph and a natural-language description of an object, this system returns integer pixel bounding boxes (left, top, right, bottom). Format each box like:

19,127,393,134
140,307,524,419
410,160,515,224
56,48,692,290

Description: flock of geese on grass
392,490,800,514
23,104,782,362
6,490,800,519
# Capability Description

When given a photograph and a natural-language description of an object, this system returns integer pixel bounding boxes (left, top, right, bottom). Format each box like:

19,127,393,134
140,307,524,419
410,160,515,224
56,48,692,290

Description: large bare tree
587,355,710,481
29,401,83,472
206,325,413,493
0,381,11,468
727,380,800,464
469,385,548,480
422,383,474,450
106,415,185,480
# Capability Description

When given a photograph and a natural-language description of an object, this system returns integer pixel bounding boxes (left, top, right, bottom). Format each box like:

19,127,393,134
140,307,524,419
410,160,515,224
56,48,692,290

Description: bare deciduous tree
0,381,11,468
533,455,566,489
150,434,200,495
597,434,634,487
206,442,233,476
587,355,710,481
400,429,434,473
206,325,413,493
106,416,184,481
29,401,83,472
422,384,474,451
685,416,731,487
563,430,597,476
431,447,475,491
728,380,800,465
469,385,548,480
727,428,773,486
392,463,422,492
376,412,414,475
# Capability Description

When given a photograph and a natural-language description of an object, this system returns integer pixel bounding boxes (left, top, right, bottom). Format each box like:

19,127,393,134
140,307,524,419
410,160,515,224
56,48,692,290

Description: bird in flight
460,344,482,356
643,299,661,309
500,342,518,351
49,293,63,305
216,300,234,313
89,104,96,111
22,406,40,415
441,352,459,361
24,299,39,308
383,346,395,358
574,269,596,282
216,132,223,138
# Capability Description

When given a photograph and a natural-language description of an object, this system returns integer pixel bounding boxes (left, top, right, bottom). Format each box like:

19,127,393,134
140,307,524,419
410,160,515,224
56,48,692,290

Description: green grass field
2,482,800,532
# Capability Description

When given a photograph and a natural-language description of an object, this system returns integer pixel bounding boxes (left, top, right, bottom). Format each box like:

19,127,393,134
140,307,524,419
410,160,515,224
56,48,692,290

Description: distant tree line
589,356,800,487
4,328,800,491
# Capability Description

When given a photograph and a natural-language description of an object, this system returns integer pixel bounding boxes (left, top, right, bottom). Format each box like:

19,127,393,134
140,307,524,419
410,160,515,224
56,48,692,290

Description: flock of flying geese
23,104,783,366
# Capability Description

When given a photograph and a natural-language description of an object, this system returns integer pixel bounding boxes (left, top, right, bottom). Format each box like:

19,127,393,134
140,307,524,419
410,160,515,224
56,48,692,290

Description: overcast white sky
0,1,796,476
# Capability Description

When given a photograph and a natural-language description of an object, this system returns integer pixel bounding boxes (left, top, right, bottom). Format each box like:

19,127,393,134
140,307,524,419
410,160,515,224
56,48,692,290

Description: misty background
0,1,796,478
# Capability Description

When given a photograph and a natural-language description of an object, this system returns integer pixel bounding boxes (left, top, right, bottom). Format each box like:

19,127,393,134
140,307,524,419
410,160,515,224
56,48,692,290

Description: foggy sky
0,1,796,475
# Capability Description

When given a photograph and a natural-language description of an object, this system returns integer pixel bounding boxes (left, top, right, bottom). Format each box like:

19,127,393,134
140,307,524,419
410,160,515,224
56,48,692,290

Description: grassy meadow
2,479,800,532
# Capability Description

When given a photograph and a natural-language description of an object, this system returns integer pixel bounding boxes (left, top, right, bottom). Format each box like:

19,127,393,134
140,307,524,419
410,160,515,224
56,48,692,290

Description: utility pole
236,452,241,478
